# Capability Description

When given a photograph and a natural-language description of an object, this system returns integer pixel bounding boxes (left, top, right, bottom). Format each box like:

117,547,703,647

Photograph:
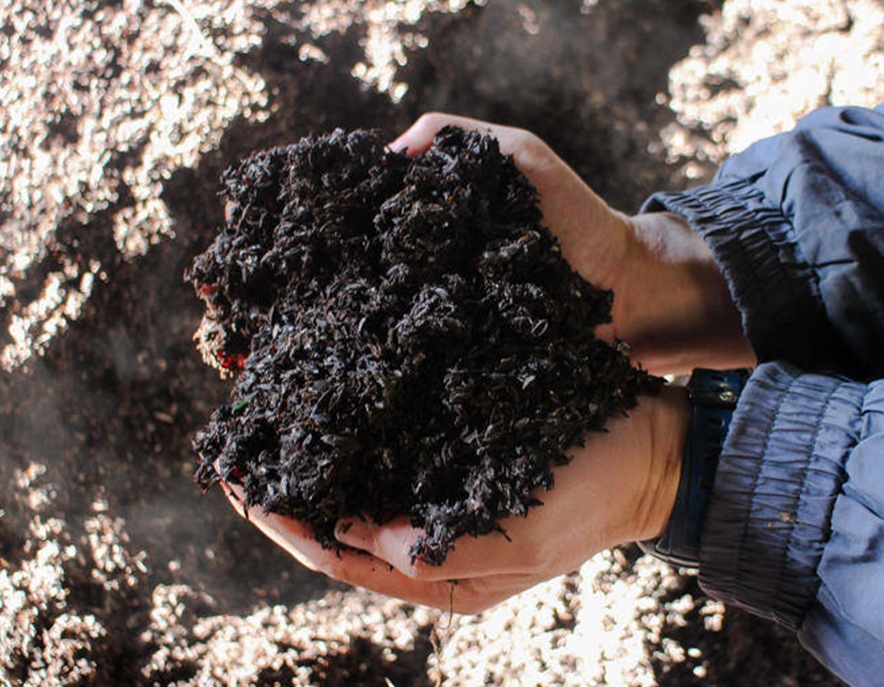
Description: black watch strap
638,368,749,568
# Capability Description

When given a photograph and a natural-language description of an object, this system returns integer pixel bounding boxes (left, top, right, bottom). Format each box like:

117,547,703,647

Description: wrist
634,384,690,543
640,368,749,567
611,212,755,375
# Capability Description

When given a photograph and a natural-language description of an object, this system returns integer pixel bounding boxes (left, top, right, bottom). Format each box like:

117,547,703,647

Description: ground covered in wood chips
2,0,880,684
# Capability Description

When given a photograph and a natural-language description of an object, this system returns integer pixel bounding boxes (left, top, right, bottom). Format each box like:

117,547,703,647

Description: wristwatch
638,368,749,568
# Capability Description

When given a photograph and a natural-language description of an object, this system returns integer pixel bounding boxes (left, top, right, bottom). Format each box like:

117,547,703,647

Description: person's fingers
390,112,543,162
221,481,323,573
334,514,545,582
333,516,432,576
221,483,542,612
251,512,461,607
222,483,496,610
259,511,532,612
390,112,492,153
389,113,623,298
221,479,508,588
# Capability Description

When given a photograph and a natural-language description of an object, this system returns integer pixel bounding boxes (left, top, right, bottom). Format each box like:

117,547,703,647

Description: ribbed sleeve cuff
698,362,863,631
642,182,847,370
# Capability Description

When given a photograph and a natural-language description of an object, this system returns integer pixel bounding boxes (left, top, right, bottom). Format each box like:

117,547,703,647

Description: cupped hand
222,386,689,614
219,113,749,613
392,113,755,376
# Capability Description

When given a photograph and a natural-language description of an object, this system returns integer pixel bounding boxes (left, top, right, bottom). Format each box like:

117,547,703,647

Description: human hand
221,386,689,613
218,114,742,613
391,113,755,376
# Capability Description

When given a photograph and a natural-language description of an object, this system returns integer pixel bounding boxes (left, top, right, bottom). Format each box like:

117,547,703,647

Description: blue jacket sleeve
644,105,884,380
641,106,884,686
701,362,884,687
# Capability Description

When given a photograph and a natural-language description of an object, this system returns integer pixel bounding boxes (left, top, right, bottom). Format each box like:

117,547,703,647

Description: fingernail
335,518,373,551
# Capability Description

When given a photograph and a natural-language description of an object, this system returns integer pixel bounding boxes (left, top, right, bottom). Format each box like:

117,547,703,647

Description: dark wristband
638,368,749,568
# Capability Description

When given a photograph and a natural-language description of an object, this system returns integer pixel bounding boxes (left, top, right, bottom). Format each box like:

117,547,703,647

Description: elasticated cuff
642,182,850,372
697,361,863,630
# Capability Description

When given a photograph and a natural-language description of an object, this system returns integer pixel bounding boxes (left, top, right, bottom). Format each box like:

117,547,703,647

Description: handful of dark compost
188,126,660,564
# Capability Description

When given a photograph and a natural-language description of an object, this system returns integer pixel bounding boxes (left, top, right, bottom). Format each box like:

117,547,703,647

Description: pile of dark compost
189,126,660,564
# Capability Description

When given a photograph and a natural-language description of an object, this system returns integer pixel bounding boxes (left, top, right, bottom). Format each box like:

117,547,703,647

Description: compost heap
189,126,660,564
